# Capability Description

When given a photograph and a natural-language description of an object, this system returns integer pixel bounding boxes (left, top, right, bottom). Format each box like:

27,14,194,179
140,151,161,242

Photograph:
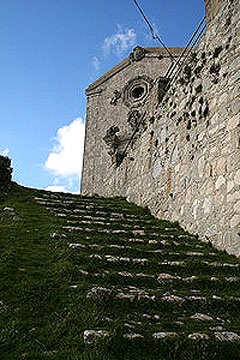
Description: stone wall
125,0,240,255
82,0,239,255
205,0,222,22
82,47,183,197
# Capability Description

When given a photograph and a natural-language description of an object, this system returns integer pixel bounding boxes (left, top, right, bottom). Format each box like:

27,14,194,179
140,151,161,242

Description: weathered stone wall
82,47,183,197
125,0,240,255
205,0,222,22
82,0,239,255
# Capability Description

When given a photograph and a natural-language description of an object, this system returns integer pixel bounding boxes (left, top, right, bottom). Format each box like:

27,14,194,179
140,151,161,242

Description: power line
165,16,206,79
133,0,177,63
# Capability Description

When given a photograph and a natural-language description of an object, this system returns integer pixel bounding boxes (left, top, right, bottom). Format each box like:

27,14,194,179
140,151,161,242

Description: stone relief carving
103,126,129,167
129,46,146,62
110,90,121,106
127,109,147,135
127,109,140,130
103,110,147,167
103,75,151,167
103,126,121,156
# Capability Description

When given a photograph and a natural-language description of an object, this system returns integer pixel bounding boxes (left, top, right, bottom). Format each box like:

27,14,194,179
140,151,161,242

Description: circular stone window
131,86,145,100
123,76,153,107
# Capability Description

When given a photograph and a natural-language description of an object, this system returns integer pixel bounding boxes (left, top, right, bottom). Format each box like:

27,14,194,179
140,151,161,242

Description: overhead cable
165,16,207,79
133,0,177,63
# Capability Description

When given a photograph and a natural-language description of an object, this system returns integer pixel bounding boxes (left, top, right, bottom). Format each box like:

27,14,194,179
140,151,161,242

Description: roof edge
86,46,185,95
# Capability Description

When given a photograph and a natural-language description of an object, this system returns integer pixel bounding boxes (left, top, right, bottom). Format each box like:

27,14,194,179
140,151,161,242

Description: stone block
198,156,206,178
216,157,227,175
227,180,235,193
230,215,240,228
215,175,226,190
203,198,212,215
233,200,240,213
234,170,240,186
227,191,240,203
231,98,240,115
215,192,224,205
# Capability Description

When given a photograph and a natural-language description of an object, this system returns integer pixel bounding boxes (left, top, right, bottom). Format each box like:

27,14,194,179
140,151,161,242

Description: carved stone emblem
103,126,133,167
110,90,121,106
103,126,121,156
127,110,147,135
127,110,141,130
129,46,146,62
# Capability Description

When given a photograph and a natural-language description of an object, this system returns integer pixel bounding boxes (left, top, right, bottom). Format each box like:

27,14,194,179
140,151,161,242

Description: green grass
0,183,240,359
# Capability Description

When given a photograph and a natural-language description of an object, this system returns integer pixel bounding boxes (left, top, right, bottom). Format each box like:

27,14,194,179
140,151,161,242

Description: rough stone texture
188,333,210,340
153,332,179,340
214,331,240,342
83,330,109,345
205,0,223,23
190,313,214,321
82,47,184,197
32,190,240,345
86,287,113,301
82,0,240,256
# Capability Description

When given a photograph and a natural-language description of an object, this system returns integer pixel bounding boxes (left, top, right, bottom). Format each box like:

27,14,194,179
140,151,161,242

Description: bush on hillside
0,155,12,201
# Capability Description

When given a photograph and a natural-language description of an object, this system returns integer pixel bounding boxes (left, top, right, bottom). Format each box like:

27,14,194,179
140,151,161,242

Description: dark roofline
86,46,184,94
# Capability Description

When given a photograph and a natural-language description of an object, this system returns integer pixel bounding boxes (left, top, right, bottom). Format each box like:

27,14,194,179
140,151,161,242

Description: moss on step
0,184,239,359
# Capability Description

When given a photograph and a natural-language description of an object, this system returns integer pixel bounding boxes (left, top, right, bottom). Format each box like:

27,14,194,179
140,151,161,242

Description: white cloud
0,148,9,157
45,118,85,177
92,56,101,71
102,25,137,56
44,118,85,193
45,185,68,193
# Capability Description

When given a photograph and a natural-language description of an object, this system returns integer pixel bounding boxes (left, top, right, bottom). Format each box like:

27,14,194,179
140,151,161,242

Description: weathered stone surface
190,313,214,321
162,295,185,304
124,333,144,340
31,182,240,349
50,232,67,239
69,243,86,249
215,331,240,342
81,0,240,256
227,114,240,131
216,176,226,190
153,332,179,340
3,206,14,212
157,273,181,282
83,330,109,344
86,287,113,301
234,170,240,186
188,333,210,340
229,215,240,228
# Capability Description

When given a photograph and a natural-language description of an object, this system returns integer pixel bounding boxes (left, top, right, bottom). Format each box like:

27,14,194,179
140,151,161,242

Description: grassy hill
0,183,240,359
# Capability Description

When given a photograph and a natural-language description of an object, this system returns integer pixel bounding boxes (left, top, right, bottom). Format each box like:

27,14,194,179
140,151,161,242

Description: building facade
82,0,240,256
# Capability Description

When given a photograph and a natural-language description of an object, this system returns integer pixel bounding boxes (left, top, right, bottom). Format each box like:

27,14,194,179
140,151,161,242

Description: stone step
83,329,240,344
83,284,240,305
75,264,240,282
34,196,147,215
32,190,240,352
67,241,225,261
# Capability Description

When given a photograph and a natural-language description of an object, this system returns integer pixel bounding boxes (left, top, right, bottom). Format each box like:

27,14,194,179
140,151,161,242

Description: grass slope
0,183,240,359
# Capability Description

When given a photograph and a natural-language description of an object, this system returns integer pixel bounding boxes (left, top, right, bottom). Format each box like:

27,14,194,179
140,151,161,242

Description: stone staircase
33,190,240,347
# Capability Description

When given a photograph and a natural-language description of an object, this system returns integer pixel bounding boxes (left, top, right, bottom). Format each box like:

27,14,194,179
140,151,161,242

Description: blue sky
0,0,205,193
